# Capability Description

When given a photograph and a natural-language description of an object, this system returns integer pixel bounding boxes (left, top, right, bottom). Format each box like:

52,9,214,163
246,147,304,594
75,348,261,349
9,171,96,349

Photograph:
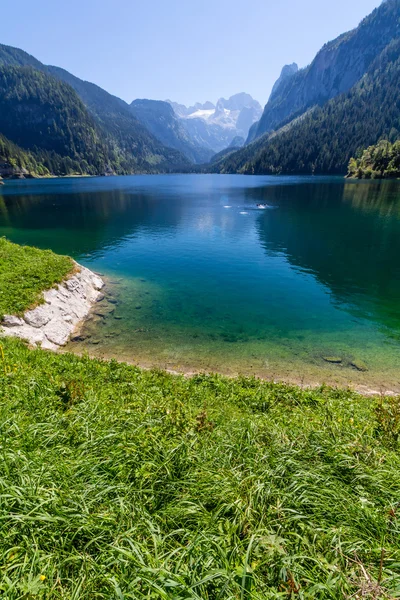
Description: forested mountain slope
216,37,400,175
0,45,189,175
252,0,400,141
0,133,49,177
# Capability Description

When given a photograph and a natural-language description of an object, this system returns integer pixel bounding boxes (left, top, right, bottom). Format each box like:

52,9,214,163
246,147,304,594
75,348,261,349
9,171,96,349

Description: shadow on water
0,185,185,258
254,180,400,332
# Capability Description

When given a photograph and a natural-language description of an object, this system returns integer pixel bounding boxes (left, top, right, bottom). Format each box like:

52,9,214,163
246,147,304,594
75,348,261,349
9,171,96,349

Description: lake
1,174,400,392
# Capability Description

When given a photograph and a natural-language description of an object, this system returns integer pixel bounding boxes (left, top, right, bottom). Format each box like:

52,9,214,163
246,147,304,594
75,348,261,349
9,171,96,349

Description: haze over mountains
0,0,400,177
129,93,261,163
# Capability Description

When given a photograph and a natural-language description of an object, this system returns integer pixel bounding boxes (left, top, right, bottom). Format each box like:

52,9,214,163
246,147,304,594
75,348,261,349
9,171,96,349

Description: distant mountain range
167,94,262,153
130,99,214,164
1,0,400,178
215,0,400,175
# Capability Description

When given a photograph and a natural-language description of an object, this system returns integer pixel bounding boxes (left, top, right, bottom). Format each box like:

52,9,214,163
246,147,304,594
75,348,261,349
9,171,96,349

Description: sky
1,0,382,107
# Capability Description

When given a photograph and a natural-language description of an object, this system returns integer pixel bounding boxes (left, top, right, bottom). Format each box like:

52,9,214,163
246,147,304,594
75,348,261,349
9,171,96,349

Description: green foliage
375,396,400,448
348,140,400,179
218,38,400,176
0,238,73,318
0,337,398,598
0,133,49,177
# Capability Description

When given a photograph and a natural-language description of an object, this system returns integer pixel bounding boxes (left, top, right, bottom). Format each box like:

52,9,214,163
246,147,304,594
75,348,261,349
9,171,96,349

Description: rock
350,360,368,372
2,324,45,346
71,334,88,342
114,316,123,320
41,338,59,351
135,305,142,310
89,339,101,345
91,275,104,291
43,320,73,346
323,356,342,364
94,306,115,317
96,293,106,303
2,315,25,327
24,305,54,328
1,262,104,350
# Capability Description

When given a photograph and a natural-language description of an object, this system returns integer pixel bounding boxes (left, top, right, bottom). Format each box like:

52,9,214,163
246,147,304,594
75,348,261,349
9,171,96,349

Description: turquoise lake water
1,174,400,391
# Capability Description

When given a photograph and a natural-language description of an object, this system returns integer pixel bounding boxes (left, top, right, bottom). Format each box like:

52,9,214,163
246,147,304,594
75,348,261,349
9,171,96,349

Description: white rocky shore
1,264,104,351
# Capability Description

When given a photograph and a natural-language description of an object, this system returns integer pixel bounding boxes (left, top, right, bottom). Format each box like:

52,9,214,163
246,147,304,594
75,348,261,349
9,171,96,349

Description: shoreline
0,253,397,398
2,278,397,397
63,344,399,398
1,263,104,350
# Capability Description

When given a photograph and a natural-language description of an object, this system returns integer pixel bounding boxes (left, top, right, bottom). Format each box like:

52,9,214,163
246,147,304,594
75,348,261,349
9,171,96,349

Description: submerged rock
71,334,89,342
323,356,343,364
350,360,368,372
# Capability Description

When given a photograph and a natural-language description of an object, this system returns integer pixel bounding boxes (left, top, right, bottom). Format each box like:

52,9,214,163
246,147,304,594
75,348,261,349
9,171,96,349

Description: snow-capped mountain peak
166,93,262,153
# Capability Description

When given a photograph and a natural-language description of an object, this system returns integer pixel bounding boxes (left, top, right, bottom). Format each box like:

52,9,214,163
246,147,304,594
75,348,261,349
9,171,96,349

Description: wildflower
39,575,46,581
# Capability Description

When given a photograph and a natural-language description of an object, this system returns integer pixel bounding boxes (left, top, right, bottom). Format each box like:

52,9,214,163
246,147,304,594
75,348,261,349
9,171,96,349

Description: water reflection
255,180,400,329
1,174,400,387
0,185,186,257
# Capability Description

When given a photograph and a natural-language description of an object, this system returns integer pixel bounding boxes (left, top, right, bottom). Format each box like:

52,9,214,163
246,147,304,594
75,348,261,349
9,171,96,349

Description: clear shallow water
1,174,400,391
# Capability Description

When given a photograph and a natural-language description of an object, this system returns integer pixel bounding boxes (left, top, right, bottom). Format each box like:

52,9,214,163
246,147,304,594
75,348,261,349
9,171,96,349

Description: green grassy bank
0,238,73,319
0,240,399,598
0,337,399,599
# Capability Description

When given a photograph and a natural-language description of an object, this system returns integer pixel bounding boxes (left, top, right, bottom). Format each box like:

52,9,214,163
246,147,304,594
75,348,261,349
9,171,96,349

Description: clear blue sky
2,0,381,107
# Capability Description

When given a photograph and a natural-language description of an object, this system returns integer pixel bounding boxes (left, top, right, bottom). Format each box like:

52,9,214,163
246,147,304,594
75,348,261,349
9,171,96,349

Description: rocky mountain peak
270,63,299,100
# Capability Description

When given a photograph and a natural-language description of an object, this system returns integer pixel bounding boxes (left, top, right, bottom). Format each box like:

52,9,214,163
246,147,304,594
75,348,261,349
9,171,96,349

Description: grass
0,337,398,599
0,238,74,319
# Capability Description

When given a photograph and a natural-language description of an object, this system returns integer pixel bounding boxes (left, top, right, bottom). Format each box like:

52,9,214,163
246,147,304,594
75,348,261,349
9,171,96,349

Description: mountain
168,93,262,153
167,100,215,118
270,63,299,98
252,0,400,141
216,36,400,175
215,0,400,175
228,136,245,148
130,99,213,163
0,65,117,176
0,44,189,175
209,143,245,166
246,63,299,143
46,66,190,170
